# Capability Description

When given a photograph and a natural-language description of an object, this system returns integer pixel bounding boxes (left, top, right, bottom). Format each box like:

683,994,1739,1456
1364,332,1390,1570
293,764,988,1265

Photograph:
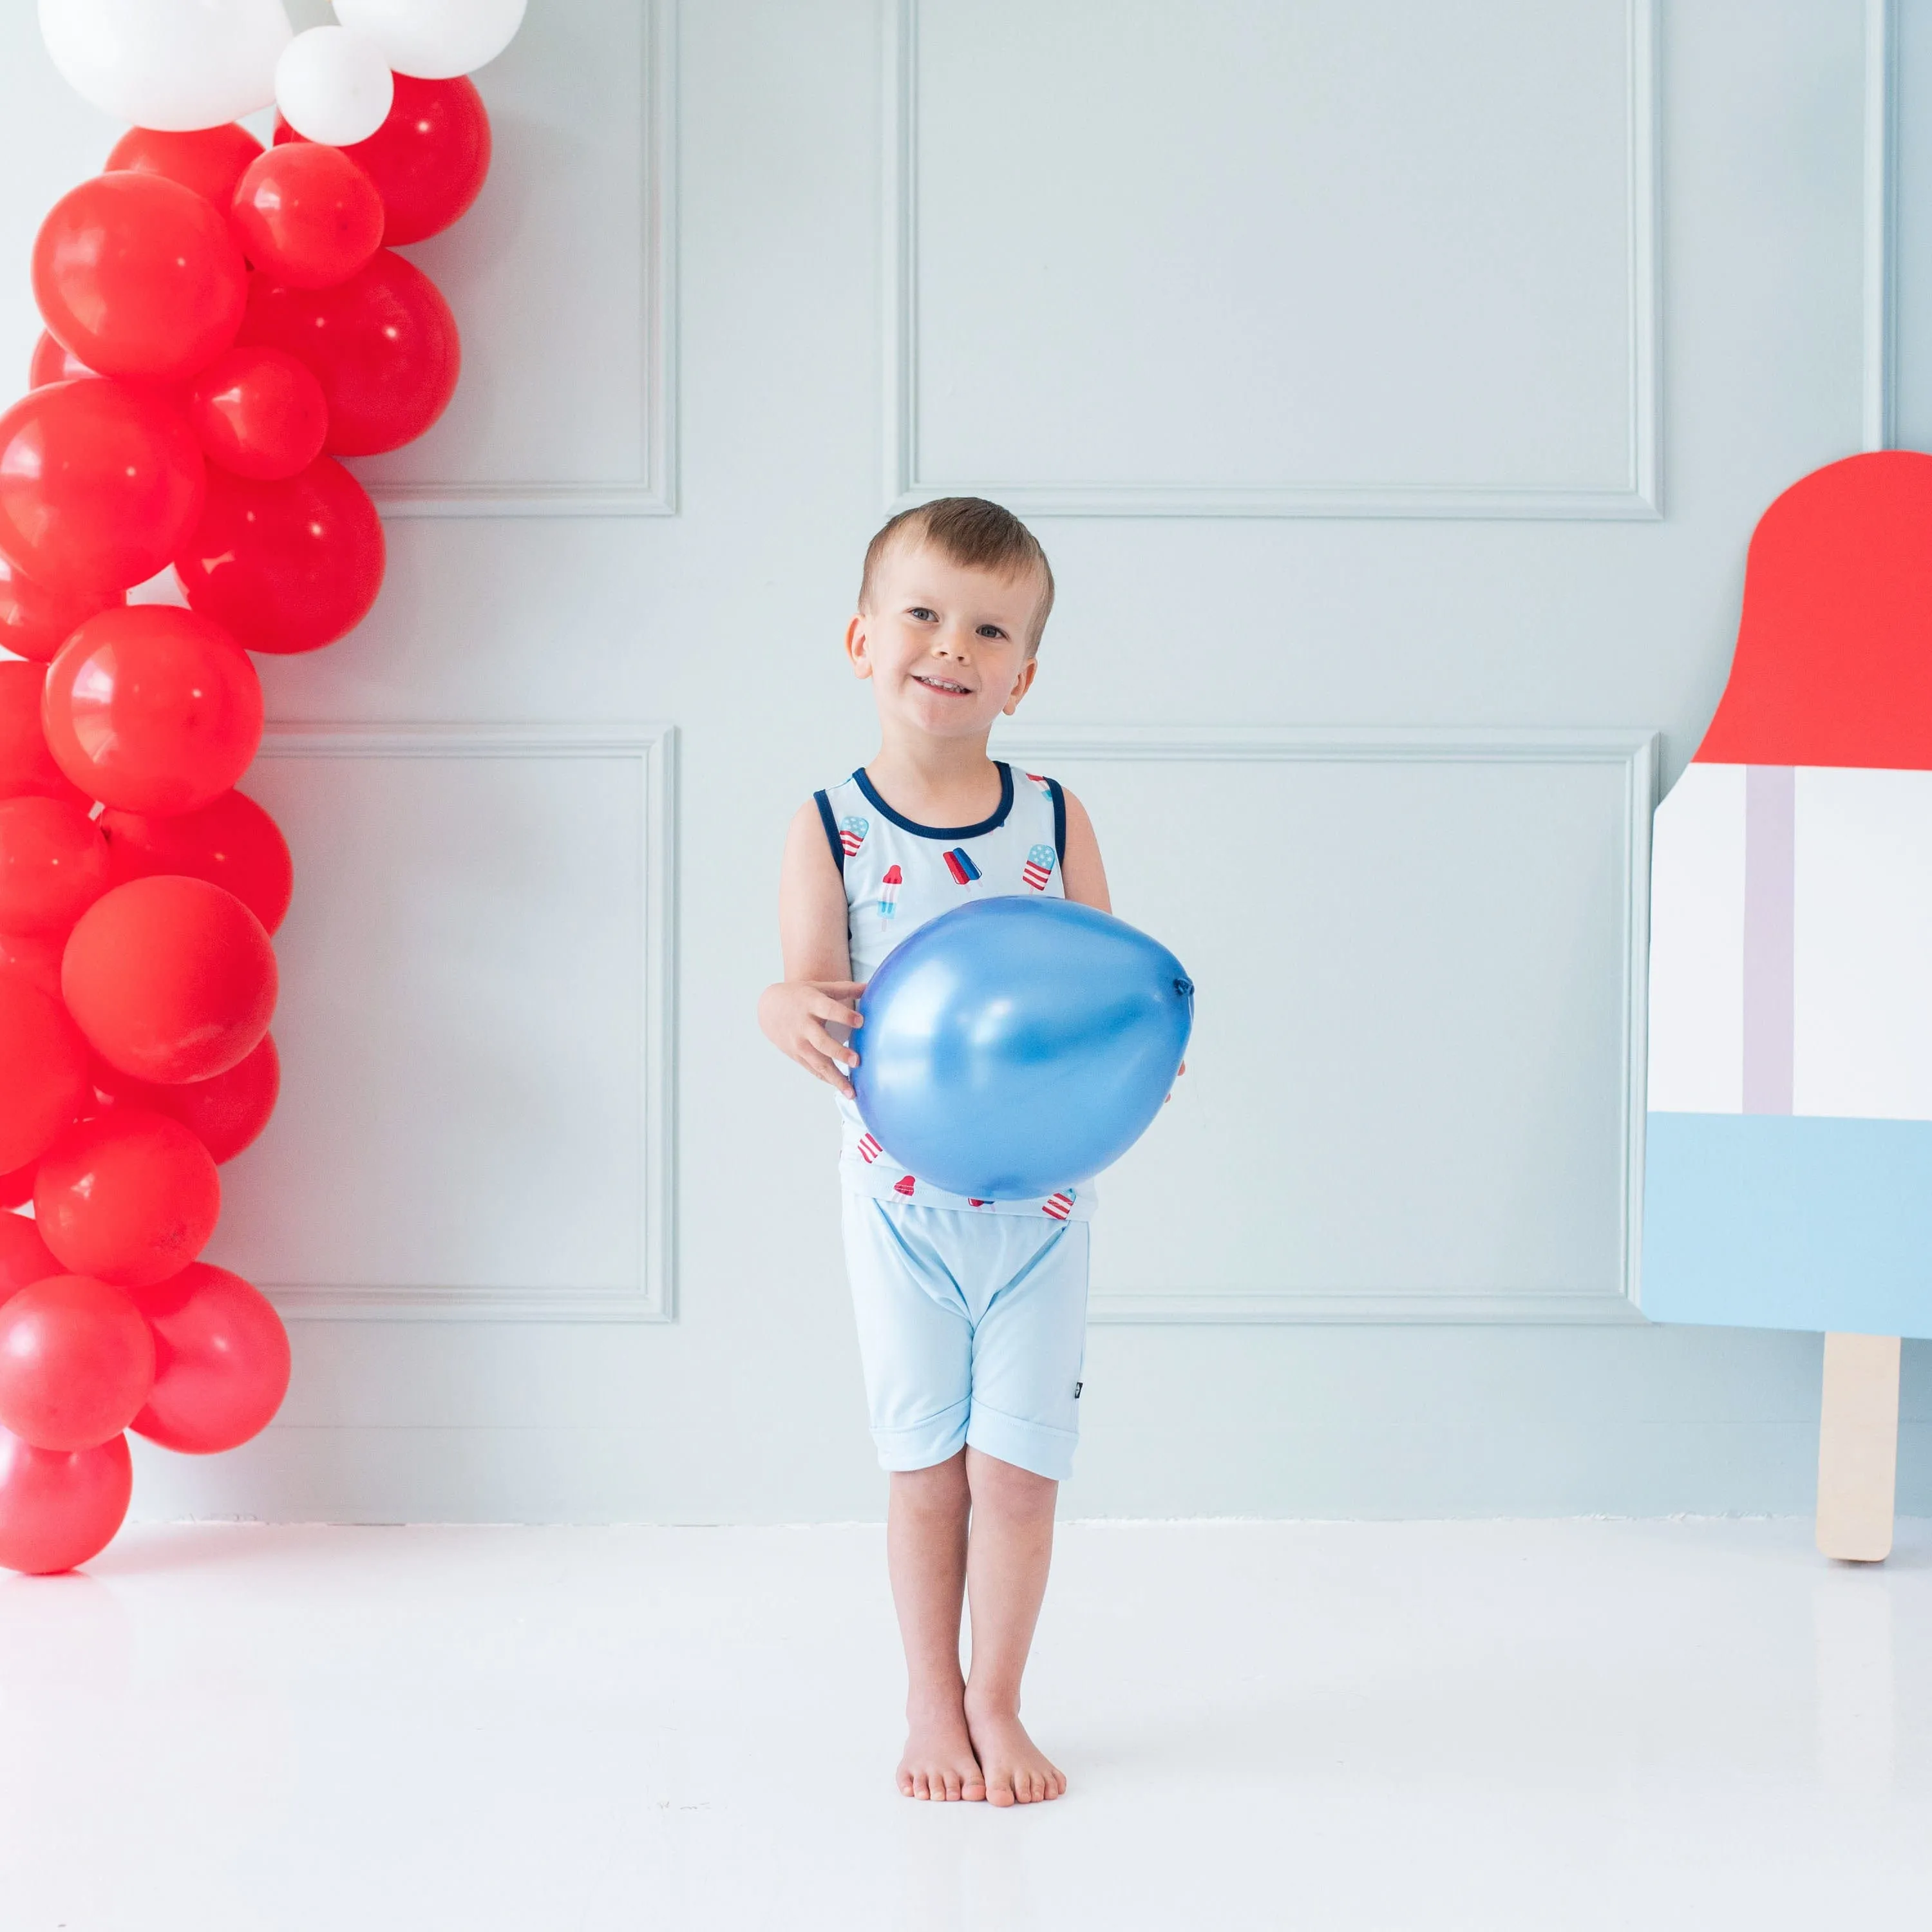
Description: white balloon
275,26,394,146
332,0,526,80
37,0,292,131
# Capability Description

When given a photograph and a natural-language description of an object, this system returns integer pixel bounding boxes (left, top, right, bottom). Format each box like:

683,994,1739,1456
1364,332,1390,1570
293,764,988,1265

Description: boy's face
846,541,1041,742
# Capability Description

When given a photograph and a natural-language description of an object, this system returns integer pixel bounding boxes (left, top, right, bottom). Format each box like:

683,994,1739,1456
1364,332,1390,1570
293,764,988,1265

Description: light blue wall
2,1,1920,1523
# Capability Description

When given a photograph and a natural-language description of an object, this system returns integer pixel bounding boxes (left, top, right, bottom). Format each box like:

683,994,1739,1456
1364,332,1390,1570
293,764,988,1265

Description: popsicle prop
1642,450,1932,1559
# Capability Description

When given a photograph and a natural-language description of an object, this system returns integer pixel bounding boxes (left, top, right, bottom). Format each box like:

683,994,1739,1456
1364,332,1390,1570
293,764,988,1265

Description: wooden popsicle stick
1816,1332,1901,1562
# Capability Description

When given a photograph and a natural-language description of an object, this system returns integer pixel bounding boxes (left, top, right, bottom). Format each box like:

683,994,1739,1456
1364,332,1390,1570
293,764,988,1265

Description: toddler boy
759,497,1108,1806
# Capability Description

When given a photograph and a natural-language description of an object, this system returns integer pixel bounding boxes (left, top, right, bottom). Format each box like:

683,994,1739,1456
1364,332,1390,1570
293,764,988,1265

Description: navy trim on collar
813,790,844,874
1045,776,1067,865
853,762,1015,840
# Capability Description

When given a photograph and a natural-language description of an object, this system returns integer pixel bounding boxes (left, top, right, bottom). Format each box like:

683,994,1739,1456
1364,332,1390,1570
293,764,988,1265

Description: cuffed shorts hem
870,1398,971,1473
965,1403,1079,1482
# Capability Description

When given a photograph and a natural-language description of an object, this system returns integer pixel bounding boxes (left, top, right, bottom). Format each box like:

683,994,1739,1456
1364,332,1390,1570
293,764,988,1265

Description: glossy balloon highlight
131,1262,290,1452
0,380,205,596
240,249,460,454
186,345,329,480
43,605,263,814
34,1112,221,1288
0,1274,155,1450
175,457,383,651
33,173,247,382
231,142,385,288
852,898,1193,1200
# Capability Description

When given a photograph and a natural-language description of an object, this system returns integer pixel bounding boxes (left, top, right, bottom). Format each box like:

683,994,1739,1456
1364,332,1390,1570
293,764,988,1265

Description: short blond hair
858,497,1056,654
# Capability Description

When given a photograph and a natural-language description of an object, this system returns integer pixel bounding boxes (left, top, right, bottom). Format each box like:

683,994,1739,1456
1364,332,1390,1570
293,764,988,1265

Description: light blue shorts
841,1195,1090,1482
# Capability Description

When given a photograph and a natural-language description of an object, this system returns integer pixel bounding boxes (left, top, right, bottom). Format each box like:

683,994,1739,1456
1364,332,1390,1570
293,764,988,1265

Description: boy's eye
907,607,936,622
976,625,1007,640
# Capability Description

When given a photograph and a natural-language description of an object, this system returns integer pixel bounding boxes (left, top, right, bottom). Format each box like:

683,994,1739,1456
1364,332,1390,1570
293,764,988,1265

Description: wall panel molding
886,0,1660,521
370,0,678,519
249,722,679,1320
996,724,1657,1322
1865,0,1899,451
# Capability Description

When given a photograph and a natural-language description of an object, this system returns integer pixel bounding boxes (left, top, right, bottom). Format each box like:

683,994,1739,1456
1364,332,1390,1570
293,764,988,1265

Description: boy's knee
965,1447,1057,1517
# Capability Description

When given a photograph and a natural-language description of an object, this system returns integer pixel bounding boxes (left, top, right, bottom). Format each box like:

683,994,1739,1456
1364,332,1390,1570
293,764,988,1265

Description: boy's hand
759,980,867,1097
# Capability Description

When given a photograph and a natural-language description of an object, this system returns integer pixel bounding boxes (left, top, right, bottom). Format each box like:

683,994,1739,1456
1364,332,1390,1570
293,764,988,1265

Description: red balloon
0,1170,33,1212
34,1112,220,1288
0,381,206,598
0,553,117,667
28,330,92,387
100,790,292,933
27,333,182,419
43,605,262,816
0,1426,131,1573
185,345,329,481
106,123,263,211
0,1213,59,1303
0,662,88,806
175,457,384,654
0,1274,154,1450
0,977,89,1172
240,250,460,455
278,75,491,245
34,173,248,383
62,876,277,1083
130,1263,289,1453
0,797,109,934
95,1033,279,1165
0,929,64,1001
232,143,384,289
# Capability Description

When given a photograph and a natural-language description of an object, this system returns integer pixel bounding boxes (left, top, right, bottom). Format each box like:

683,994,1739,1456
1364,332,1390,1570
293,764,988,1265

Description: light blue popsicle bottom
1643,1111,1932,1338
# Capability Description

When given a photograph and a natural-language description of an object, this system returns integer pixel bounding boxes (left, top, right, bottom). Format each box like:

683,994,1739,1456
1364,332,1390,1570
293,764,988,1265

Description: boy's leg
962,1448,1066,1806
887,1451,985,1801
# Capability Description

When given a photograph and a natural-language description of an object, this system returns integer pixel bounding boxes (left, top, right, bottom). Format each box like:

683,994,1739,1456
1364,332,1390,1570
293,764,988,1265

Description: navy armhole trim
1045,777,1067,866
813,790,844,875
852,762,1016,839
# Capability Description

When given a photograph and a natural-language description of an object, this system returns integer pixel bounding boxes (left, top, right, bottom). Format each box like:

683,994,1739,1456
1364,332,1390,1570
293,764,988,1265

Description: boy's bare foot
898,1692,987,1801
963,1699,1066,1806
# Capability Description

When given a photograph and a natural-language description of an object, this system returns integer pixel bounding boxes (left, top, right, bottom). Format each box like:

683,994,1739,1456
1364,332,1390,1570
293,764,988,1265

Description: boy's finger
810,994,864,1029
804,1029,860,1072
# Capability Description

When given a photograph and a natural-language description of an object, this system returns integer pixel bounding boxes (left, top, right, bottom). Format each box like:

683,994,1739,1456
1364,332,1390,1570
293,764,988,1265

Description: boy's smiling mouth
912,674,974,696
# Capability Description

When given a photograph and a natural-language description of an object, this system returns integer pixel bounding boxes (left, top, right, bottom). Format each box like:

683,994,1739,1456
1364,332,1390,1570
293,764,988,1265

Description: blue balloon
853,897,1194,1200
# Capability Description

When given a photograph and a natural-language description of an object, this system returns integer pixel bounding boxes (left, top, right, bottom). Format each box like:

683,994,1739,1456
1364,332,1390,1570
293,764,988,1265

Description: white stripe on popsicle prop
1648,763,1932,1122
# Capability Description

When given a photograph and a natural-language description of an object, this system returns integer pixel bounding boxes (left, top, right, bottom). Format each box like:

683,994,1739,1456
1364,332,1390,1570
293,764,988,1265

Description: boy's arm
1059,788,1111,912
759,800,866,1097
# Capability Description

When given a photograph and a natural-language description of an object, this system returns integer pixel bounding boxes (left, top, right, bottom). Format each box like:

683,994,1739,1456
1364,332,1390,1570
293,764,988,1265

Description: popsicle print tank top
811,762,1092,1220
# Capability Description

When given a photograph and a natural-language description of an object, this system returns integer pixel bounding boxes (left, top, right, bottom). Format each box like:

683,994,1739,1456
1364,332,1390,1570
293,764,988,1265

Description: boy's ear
1001,655,1039,715
844,612,874,680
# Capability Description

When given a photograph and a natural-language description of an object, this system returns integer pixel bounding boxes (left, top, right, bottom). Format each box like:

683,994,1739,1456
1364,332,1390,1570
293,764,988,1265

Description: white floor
1,1519,1927,1931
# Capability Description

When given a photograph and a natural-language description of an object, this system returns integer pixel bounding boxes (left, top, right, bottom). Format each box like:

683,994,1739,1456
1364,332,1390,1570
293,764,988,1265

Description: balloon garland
0,0,524,1575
